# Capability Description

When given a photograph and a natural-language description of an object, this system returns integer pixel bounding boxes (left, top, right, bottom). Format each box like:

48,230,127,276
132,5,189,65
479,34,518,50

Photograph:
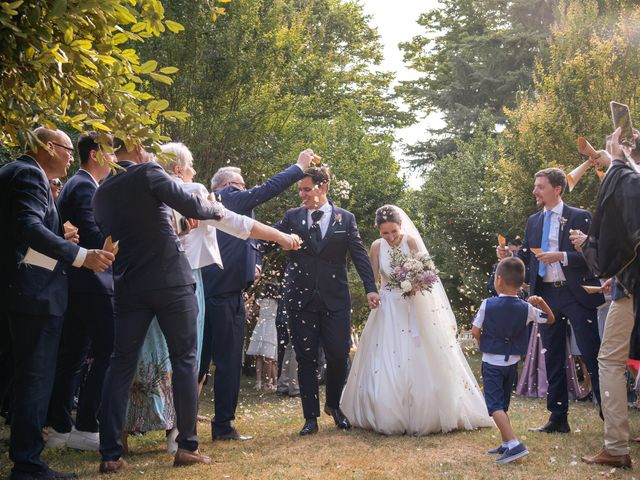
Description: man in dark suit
46,132,116,451
92,139,230,473
200,150,314,441
0,127,114,480
274,166,380,435
497,167,604,434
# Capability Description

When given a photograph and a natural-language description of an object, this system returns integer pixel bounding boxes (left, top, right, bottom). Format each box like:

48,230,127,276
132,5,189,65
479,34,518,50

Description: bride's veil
389,205,458,331
393,206,428,255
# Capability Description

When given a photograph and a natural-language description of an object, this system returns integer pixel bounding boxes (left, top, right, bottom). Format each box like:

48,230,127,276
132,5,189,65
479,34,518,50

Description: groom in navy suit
274,166,380,435
498,167,604,434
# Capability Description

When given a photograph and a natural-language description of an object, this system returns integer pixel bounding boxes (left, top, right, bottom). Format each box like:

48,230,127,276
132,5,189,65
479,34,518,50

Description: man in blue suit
498,167,604,434
47,132,116,451
92,140,230,472
0,127,114,480
274,166,380,435
200,149,314,441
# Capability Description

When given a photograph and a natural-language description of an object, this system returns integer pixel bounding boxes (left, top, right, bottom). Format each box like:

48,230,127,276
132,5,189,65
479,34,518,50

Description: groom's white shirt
306,201,332,238
473,294,547,366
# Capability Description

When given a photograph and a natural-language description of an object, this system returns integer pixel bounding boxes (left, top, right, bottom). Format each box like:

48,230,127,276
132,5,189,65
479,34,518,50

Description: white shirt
177,181,255,269
32,156,86,267
306,201,332,238
541,201,568,282
472,294,548,366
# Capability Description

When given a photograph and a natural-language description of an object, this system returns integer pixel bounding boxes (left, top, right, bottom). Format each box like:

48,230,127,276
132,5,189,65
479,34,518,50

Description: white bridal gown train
341,235,493,435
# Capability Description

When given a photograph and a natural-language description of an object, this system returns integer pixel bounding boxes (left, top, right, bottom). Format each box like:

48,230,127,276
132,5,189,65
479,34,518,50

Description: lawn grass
2,353,640,479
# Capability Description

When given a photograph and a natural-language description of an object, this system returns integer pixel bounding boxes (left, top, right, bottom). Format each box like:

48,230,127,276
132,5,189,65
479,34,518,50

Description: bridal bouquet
387,247,439,298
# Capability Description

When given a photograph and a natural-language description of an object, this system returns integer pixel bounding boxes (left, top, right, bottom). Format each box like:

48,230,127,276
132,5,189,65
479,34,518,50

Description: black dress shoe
324,405,351,430
528,419,570,433
212,427,252,441
10,467,78,479
299,418,318,436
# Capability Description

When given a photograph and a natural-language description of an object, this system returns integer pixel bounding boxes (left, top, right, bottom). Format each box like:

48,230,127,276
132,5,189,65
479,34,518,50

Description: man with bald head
0,127,114,480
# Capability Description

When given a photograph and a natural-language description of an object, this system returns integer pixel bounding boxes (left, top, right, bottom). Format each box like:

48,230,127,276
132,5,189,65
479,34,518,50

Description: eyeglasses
50,179,63,188
229,181,245,189
51,142,74,154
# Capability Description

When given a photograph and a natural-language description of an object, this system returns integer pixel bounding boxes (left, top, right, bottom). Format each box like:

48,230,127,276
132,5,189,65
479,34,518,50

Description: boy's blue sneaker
487,445,508,455
494,443,529,464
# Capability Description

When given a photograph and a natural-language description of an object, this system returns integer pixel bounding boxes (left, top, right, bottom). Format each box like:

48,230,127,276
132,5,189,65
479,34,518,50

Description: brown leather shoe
99,458,128,474
581,448,632,469
173,448,212,467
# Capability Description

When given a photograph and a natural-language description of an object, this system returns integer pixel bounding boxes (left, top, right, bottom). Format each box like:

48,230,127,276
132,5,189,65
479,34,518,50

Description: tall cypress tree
398,0,555,167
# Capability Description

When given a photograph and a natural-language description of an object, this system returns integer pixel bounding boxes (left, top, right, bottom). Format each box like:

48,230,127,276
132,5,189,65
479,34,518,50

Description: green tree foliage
0,0,225,152
398,0,554,166
134,2,407,233
495,0,640,222
136,0,409,182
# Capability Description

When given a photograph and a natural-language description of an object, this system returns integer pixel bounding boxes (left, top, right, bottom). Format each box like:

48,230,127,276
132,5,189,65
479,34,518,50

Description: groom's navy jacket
274,204,377,311
519,203,604,309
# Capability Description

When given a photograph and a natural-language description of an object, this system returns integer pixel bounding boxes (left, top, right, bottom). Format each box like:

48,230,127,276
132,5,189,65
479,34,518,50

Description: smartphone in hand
610,101,634,146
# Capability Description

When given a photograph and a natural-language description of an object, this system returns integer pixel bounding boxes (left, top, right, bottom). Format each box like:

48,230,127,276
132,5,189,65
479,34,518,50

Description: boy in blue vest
472,257,555,464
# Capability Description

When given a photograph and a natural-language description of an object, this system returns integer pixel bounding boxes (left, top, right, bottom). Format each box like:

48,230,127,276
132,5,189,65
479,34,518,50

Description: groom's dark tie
309,210,324,247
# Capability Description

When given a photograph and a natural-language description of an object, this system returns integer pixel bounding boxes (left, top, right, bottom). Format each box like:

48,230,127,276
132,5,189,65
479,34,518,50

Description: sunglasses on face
50,179,63,188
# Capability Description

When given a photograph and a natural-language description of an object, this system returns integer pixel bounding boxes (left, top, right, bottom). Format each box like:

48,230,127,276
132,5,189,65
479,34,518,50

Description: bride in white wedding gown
340,205,492,435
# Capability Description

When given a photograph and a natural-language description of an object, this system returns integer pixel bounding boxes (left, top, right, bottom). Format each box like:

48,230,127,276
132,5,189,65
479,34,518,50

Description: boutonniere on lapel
333,213,343,226
559,216,568,233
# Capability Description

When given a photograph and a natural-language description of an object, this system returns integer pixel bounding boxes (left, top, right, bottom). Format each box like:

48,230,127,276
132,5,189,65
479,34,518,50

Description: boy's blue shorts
482,361,518,415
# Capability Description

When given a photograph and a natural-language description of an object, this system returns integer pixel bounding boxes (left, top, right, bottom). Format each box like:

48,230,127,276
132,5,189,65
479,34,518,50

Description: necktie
310,210,324,243
538,210,553,277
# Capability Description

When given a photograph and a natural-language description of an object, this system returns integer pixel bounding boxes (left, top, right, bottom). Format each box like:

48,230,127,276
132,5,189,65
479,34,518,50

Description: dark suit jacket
0,155,80,316
519,203,604,309
274,204,377,311
202,164,305,297
57,169,113,295
583,162,640,296
92,161,223,295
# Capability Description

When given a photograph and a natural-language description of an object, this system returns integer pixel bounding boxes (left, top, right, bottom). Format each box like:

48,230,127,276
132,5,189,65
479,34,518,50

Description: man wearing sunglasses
0,127,114,480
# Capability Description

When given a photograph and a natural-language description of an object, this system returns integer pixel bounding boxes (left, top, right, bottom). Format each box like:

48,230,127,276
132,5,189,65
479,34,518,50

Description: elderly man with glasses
200,150,314,442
